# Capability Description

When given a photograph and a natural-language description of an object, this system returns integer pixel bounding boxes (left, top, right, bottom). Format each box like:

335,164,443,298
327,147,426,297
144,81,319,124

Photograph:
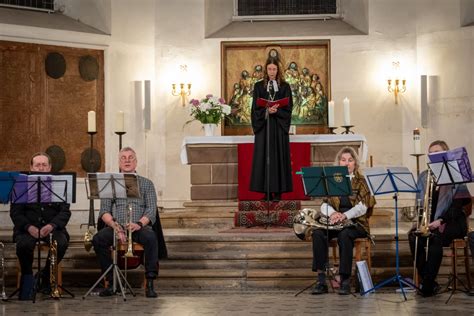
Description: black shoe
469,288,474,296
338,279,351,295
311,283,328,295
272,193,281,201
99,287,115,297
19,274,35,301
419,279,439,297
145,279,158,298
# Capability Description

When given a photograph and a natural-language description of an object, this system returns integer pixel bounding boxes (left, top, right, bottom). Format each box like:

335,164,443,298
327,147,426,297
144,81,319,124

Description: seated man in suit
10,152,71,300
92,147,159,298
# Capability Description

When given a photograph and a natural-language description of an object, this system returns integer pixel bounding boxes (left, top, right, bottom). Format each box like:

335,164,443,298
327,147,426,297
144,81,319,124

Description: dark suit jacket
10,202,71,241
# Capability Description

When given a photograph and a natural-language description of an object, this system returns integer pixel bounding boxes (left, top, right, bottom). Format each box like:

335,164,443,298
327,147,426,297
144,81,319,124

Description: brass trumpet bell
84,229,94,252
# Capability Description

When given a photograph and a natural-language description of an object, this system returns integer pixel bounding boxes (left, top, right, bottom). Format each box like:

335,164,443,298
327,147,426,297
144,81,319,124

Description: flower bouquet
188,94,231,124
187,94,231,136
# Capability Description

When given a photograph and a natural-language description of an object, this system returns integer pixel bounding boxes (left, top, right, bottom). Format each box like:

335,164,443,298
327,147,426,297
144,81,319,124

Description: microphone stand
265,84,275,227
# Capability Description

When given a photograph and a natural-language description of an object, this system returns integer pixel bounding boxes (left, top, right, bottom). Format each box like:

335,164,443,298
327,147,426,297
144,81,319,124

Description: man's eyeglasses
120,156,136,162
32,163,50,168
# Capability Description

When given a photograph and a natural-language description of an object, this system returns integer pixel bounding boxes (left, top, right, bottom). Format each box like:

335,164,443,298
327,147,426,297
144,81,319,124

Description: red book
256,97,290,108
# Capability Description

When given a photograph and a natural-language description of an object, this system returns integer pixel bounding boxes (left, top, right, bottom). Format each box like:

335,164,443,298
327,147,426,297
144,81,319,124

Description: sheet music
363,167,395,195
388,167,418,192
356,260,373,295
97,173,127,199
364,166,418,195
51,175,72,203
429,161,464,185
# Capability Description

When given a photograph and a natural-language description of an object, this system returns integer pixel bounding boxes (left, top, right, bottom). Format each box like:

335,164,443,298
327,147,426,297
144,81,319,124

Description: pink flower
206,94,213,99
219,98,225,104
190,99,200,106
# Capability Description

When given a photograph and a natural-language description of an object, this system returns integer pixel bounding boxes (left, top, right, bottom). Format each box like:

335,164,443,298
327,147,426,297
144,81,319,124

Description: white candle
413,128,421,154
343,97,350,126
87,111,96,133
116,111,125,132
328,101,335,127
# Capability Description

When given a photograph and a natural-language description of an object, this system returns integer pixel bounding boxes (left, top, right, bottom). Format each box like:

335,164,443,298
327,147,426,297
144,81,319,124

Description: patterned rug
219,226,293,233
234,200,301,228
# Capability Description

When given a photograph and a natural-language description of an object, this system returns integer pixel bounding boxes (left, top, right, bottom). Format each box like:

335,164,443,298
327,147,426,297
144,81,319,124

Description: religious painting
221,40,331,135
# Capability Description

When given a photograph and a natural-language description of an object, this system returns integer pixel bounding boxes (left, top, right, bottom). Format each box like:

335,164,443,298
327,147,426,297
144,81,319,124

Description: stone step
1,224,471,291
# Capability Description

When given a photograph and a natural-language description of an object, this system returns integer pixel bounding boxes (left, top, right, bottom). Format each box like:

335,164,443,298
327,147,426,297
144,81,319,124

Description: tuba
49,234,61,299
293,208,356,241
0,242,6,300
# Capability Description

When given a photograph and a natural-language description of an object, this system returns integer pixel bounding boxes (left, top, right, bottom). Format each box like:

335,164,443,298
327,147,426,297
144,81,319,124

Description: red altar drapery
238,143,311,201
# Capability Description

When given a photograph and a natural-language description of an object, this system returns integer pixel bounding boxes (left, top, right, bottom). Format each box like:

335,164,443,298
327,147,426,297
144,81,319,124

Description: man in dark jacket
10,152,71,299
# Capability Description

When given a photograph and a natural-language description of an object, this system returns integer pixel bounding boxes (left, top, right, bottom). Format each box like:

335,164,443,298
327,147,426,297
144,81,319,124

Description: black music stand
7,173,75,302
82,172,140,301
361,166,419,301
428,152,474,303
294,166,352,296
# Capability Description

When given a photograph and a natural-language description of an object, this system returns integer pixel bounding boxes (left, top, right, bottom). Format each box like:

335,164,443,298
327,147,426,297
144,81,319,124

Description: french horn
293,208,355,241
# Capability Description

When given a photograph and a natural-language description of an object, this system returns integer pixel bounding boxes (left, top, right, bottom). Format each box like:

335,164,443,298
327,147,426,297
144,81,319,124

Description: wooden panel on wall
0,40,104,176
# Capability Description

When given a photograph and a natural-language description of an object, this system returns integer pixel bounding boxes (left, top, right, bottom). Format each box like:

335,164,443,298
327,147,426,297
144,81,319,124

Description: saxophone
49,234,61,299
0,242,6,300
293,208,356,241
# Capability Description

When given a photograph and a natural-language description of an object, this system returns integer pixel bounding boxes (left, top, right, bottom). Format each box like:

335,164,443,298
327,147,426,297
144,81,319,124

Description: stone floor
1,287,473,316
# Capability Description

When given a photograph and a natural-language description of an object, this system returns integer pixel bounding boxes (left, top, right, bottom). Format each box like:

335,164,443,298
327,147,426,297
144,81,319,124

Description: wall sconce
387,61,406,104
172,64,191,106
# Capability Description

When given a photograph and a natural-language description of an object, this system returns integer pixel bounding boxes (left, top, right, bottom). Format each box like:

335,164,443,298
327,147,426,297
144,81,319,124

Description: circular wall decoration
45,52,66,79
79,55,99,81
45,145,66,172
81,148,102,172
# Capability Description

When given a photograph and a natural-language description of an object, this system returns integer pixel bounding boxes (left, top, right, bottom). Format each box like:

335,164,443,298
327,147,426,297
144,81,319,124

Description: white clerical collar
266,80,279,93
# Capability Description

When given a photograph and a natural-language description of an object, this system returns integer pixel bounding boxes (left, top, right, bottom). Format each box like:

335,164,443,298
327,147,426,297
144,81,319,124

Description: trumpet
1,242,6,300
124,204,134,258
49,234,61,299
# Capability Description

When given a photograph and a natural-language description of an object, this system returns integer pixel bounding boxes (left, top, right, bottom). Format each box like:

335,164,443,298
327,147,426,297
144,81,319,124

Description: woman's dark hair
263,57,284,87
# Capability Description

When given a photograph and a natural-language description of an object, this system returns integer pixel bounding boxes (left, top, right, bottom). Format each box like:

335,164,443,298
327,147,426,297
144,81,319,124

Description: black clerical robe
249,80,293,194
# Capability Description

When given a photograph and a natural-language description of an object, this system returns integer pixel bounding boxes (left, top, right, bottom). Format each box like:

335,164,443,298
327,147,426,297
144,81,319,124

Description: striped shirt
99,175,157,226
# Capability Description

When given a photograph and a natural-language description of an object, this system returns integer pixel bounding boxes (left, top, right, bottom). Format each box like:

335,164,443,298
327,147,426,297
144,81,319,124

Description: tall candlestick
116,111,125,133
413,128,421,154
328,101,335,127
88,111,96,133
343,97,350,126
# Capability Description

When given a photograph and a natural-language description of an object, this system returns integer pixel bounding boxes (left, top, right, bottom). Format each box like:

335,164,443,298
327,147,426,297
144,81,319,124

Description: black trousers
469,231,474,261
408,221,467,282
92,226,158,280
311,225,367,277
16,230,69,276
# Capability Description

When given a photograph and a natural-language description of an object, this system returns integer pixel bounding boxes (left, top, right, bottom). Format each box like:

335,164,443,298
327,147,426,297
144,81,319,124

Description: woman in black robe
249,57,293,201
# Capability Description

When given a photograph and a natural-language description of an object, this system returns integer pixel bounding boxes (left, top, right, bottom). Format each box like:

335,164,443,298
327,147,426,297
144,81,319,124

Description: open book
256,97,290,108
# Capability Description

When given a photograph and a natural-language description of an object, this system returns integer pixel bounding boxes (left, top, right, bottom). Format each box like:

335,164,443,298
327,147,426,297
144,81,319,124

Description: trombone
413,170,434,281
